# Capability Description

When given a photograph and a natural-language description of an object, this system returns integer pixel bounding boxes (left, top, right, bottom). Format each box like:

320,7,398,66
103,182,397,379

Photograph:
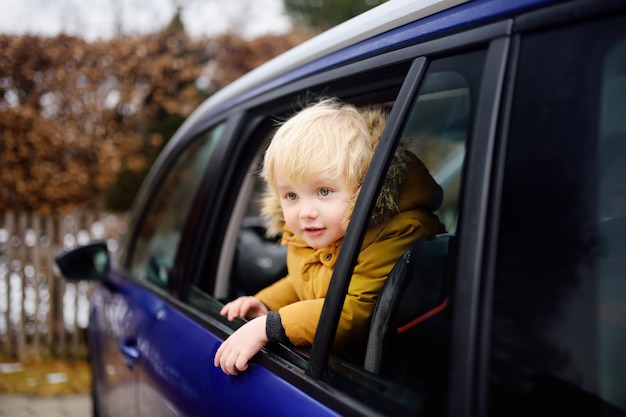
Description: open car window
185,122,282,328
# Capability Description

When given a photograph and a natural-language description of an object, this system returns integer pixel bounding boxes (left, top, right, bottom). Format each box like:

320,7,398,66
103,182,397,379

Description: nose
298,199,318,219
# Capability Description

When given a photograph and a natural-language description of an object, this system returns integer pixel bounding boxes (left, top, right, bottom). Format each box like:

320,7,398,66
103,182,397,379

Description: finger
228,297,251,320
227,305,240,321
214,343,225,367
224,350,240,376
235,355,249,373
238,298,252,318
219,303,229,316
217,346,233,375
241,297,261,319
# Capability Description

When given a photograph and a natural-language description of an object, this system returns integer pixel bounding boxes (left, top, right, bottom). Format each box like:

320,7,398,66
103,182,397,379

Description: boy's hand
220,296,268,321
214,316,268,375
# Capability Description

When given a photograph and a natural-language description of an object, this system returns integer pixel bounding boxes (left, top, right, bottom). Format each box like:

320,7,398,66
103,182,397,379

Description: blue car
56,0,626,415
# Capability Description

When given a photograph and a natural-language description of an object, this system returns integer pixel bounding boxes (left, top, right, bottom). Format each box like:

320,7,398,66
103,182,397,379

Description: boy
214,98,445,375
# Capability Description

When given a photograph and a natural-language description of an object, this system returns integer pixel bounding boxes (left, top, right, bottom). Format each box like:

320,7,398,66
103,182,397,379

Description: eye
285,192,297,201
318,188,332,197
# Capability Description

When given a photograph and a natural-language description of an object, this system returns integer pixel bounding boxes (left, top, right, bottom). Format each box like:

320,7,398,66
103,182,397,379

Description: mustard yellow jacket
255,151,445,350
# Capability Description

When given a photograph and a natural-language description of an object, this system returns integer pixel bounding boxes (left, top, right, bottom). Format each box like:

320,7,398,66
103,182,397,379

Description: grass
0,354,91,397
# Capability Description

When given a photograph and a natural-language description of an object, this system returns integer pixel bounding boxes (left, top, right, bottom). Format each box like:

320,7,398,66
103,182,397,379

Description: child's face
276,172,354,249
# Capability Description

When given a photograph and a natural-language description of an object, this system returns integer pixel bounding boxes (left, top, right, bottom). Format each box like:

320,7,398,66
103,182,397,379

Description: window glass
129,123,225,287
404,67,475,233
324,50,486,416
490,17,626,416
598,39,626,408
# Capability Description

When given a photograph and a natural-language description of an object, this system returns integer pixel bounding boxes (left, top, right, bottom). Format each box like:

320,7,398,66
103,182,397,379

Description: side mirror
55,242,110,282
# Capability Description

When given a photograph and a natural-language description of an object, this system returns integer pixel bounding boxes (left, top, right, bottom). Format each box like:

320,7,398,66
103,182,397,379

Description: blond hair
262,98,375,193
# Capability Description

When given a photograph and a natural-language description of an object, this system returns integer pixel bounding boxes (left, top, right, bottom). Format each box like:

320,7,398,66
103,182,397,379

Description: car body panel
135,303,342,417
87,272,343,417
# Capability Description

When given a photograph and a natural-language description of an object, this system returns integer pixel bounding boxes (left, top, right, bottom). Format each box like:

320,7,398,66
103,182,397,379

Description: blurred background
0,0,385,395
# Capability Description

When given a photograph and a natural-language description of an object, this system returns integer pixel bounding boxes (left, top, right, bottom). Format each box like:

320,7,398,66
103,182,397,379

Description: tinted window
129,123,225,287
490,16,626,415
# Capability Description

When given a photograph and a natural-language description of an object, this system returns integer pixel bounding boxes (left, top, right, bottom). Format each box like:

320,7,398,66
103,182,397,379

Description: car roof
171,0,555,142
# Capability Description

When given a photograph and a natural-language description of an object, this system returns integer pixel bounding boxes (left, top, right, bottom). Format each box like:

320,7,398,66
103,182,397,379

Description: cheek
281,204,298,228
331,201,350,228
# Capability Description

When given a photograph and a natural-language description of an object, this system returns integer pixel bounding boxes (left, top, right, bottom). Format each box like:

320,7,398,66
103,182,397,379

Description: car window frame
115,117,237,297
183,18,512,305
444,34,512,416
175,111,261,299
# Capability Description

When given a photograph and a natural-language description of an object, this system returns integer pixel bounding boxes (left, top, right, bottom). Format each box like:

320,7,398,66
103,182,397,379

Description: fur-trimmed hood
261,107,443,238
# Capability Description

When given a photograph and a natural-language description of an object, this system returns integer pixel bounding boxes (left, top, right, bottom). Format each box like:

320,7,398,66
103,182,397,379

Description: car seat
364,233,455,397
232,217,287,297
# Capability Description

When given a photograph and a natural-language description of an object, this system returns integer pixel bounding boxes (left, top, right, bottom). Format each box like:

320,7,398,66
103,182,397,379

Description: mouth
302,227,325,237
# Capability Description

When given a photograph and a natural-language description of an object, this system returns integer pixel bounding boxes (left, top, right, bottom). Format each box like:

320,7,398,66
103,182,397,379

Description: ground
0,354,90,396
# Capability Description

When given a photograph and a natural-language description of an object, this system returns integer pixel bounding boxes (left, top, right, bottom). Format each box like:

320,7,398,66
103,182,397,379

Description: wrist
254,315,269,343
265,312,290,345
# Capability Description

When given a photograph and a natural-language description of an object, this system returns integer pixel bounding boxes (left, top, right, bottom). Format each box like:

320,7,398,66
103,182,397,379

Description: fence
0,210,126,360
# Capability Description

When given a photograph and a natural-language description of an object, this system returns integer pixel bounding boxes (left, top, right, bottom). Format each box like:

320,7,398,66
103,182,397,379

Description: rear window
490,14,626,415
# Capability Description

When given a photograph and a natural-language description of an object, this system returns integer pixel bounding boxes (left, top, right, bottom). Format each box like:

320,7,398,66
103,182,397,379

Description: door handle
120,337,140,368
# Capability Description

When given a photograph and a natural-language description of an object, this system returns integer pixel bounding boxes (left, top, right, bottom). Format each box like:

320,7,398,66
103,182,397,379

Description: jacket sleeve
278,298,325,347
254,275,300,312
